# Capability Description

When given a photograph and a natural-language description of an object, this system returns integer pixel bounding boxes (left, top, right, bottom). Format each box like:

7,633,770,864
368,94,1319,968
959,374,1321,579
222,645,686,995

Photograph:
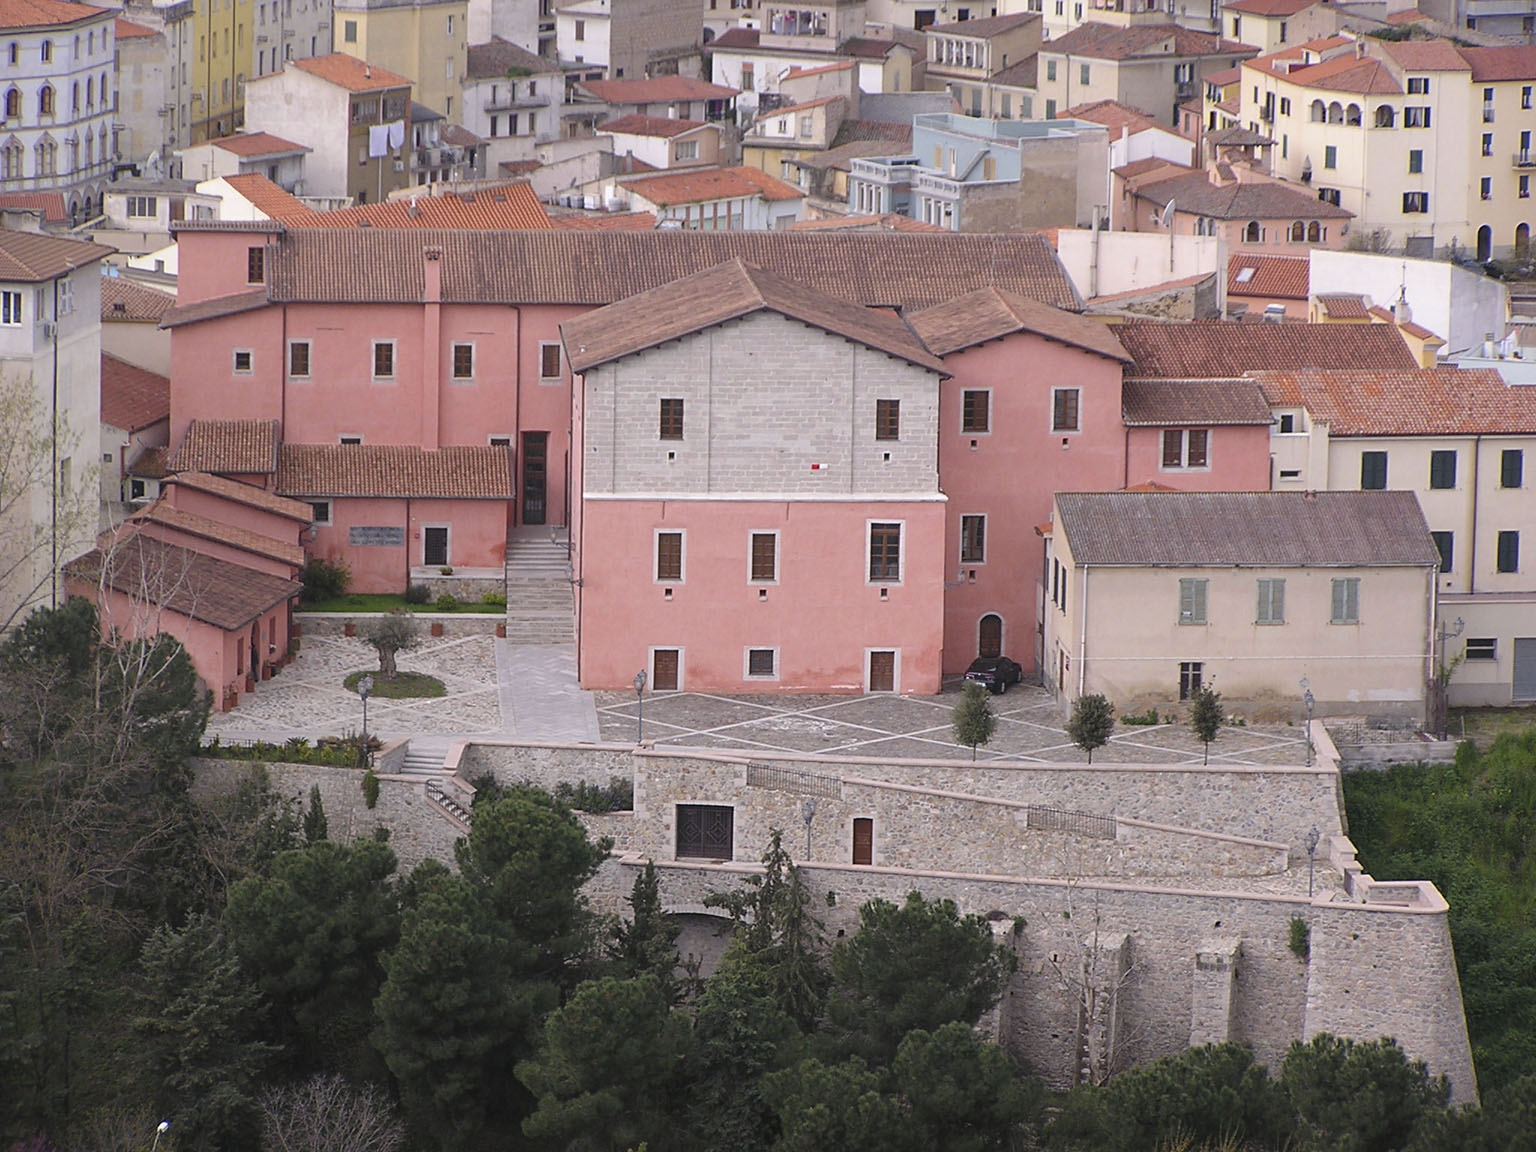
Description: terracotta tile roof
1224,0,1319,13
581,76,739,104
1314,293,1370,320
1113,320,1416,376
834,119,916,145
1120,377,1272,425
171,419,280,474
990,55,1039,86
129,446,170,478
292,183,551,230
1378,39,1468,71
206,131,311,158
1399,320,1440,342
755,95,845,119
133,501,305,568
841,35,920,57
291,54,411,92
499,159,543,176
787,213,947,232
1247,52,1401,94
1134,171,1352,219
929,11,1038,35
561,258,948,375
164,471,315,522
440,124,484,148
101,354,169,432
0,191,68,221
277,444,514,498
114,16,156,38
621,166,804,206
790,139,908,170
549,211,659,230
465,36,552,80
1457,46,1536,82
1207,125,1271,146
1115,156,1192,180
1060,99,1166,137
1254,369,1534,436
783,60,854,79
160,288,271,329
260,228,1080,310
1042,22,1255,61
220,173,315,221
599,115,711,138
0,231,113,282
909,285,1130,362
0,0,108,30
1056,490,1437,567
101,275,175,321
1208,65,1242,85
66,532,301,632
709,26,759,48
1227,253,1308,299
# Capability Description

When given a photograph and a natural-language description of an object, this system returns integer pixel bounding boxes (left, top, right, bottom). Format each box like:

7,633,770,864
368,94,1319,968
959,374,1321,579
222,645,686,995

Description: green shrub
553,776,634,813
362,767,380,808
200,732,380,768
404,583,431,605
1122,708,1161,726
300,557,351,603
435,593,460,612
481,591,507,607
1289,916,1310,959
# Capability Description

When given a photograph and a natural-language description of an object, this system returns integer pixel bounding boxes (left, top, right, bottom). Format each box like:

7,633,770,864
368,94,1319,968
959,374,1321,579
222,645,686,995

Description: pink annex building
149,219,1422,698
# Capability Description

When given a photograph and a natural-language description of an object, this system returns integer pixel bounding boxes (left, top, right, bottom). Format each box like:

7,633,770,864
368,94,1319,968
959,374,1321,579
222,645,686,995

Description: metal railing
1025,804,1117,840
745,762,843,800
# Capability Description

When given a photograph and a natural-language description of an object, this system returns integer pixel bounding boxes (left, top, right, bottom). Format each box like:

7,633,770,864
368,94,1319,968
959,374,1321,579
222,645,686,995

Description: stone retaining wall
295,612,504,639
452,741,636,792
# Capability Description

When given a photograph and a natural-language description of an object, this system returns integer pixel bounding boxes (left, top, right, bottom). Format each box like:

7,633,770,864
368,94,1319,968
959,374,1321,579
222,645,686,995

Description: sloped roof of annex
1254,368,1536,436
1111,320,1417,377
907,285,1131,362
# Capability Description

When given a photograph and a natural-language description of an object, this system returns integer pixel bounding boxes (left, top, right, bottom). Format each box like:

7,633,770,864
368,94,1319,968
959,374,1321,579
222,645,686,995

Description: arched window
3,88,19,120
1346,103,1362,125
1290,220,1306,241
83,133,92,167
38,86,54,116
72,35,79,59
1375,105,1395,128
1310,99,1325,122
67,136,78,171
1307,221,1322,242
1,141,21,180
1517,223,1531,258
40,39,52,62
36,139,56,175
85,78,92,109
1245,221,1262,242
88,30,95,54
71,82,79,112
1327,101,1343,124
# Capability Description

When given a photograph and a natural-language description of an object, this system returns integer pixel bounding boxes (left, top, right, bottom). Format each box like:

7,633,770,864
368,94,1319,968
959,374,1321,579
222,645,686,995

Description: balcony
1516,151,1535,168
483,94,547,113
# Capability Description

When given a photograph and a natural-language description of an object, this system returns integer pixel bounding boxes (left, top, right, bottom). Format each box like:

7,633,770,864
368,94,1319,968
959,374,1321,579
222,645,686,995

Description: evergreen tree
609,860,681,998
1189,686,1223,765
952,682,998,760
303,785,329,844
1067,694,1116,763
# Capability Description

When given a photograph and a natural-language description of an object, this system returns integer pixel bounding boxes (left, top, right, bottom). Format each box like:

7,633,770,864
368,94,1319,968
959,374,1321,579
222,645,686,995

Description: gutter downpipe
1468,433,1481,595
1077,564,1089,697
50,276,60,607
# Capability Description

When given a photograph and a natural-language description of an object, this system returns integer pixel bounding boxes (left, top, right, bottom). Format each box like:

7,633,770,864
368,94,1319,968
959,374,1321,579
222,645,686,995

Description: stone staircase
401,736,452,775
504,529,575,644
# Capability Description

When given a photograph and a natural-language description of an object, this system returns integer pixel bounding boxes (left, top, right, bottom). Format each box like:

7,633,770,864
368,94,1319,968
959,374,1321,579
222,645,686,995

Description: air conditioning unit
41,322,55,340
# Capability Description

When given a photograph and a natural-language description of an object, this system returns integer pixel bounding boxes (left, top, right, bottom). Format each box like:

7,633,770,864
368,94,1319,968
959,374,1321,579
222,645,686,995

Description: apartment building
189,0,254,141
250,0,333,81
923,12,1042,118
114,12,198,179
555,0,704,81
1222,0,1335,55
333,0,467,117
0,0,119,221
461,38,562,168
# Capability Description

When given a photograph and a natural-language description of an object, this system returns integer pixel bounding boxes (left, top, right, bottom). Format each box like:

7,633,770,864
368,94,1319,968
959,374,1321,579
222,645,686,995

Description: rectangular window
1429,449,1456,489
1046,59,1057,82
1404,106,1430,128
126,195,158,217
1431,530,1453,573
343,18,356,41
247,245,264,283
1162,429,1209,469
1483,133,1493,157
233,349,252,373
1466,637,1497,661
0,290,20,325
1402,191,1429,213
961,389,989,433
659,398,684,440
1256,578,1285,624
1052,387,1080,432
1360,450,1387,489
869,522,901,583
372,341,395,378
1407,149,1422,174
1407,76,1428,94
656,531,683,582
1502,449,1523,489
750,532,777,582
875,398,900,440
1497,530,1520,573
539,342,562,379
746,648,777,677
1481,177,1492,201
451,343,474,379
1523,175,1531,199
309,499,331,523
288,340,310,377
960,514,986,564
1178,577,1208,625
1179,661,1203,700
1079,62,1090,85
676,803,732,859
1324,145,1337,169
1330,577,1360,624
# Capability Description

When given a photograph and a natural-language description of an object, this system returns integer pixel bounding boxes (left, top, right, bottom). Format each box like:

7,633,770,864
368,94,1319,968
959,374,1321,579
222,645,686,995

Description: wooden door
978,613,1003,658
521,431,548,525
423,526,449,567
652,648,680,691
869,650,895,692
852,818,873,865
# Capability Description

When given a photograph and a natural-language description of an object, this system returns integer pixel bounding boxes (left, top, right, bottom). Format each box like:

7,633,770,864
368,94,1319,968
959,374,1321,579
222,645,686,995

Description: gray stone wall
453,740,636,792
583,311,941,497
295,613,504,639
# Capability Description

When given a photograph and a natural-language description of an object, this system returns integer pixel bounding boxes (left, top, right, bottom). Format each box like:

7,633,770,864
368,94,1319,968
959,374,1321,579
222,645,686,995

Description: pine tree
1067,694,1116,763
952,682,998,760
304,785,329,843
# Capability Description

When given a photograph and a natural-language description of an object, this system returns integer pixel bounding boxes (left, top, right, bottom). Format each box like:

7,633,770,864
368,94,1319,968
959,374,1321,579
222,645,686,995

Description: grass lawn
300,593,503,614
343,670,447,698
1448,705,1536,748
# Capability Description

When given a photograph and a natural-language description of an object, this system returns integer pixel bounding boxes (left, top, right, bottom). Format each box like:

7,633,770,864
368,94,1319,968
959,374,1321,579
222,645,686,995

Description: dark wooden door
423,526,449,567
521,431,548,525
677,804,733,859
869,651,895,692
653,648,680,691
852,817,873,865
979,613,1003,658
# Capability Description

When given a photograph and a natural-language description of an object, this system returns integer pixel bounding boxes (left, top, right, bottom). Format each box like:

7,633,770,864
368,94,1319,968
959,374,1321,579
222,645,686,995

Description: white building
461,38,563,168
177,131,313,193
0,0,120,222
250,0,336,80
0,231,112,625
113,11,198,179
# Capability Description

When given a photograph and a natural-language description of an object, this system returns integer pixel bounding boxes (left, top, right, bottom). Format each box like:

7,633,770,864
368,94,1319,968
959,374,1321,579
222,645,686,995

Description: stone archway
978,613,1003,659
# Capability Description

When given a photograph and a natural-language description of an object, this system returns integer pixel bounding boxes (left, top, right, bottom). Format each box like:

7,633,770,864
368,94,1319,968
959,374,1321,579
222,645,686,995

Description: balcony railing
1516,151,1535,168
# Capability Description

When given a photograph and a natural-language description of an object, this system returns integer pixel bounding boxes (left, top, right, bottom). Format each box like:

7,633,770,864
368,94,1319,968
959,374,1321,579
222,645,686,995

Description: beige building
333,0,468,118
1042,490,1438,719
1222,0,1335,56
1037,23,1255,127
1258,368,1536,706
923,12,1041,118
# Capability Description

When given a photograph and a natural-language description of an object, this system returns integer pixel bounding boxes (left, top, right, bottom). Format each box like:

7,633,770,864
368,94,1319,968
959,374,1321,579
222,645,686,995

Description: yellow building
192,0,256,142
333,0,468,118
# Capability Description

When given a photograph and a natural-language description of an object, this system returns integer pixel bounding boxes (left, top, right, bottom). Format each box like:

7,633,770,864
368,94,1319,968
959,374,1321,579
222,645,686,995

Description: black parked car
964,656,1023,694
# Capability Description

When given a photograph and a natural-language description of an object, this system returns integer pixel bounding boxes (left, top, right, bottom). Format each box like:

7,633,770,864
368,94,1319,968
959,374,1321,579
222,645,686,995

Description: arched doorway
1477,224,1493,263
1517,223,1531,258
978,613,1003,659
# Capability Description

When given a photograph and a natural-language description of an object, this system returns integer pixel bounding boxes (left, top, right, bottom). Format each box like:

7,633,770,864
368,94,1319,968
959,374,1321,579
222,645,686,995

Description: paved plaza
208,636,1310,765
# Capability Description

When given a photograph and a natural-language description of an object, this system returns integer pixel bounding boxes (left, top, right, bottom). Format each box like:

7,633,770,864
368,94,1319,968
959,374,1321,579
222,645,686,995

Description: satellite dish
1158,197,1176,228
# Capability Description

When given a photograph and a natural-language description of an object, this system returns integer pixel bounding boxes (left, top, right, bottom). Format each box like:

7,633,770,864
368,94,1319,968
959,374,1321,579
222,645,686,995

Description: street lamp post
358,673,374,768
151,1121,170,1152
1300,676,1315,767
802,798,818,860
1304,824,1321,898
634,669,647,745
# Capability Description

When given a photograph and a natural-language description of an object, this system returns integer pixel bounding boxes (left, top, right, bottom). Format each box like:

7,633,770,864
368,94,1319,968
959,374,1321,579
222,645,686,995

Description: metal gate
1514,638,1536,701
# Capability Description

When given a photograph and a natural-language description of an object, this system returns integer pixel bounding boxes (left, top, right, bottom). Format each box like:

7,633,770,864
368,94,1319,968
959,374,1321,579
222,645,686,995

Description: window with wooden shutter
869,523,901,582
288,340,310,377
960,515,986,563
750,532,776,582
452,343,474,378
372,341,395,378
1179,578,1208,624
1502,449,1523,490
539,343,561,378
1498,531,1520,573
1360,451,1387,490
1052,387,1080,432
875,398,900,440
1256,578,1285,624
961,390,989,433
659,398,684,439
656,532,683,581
1330,577,1359,623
